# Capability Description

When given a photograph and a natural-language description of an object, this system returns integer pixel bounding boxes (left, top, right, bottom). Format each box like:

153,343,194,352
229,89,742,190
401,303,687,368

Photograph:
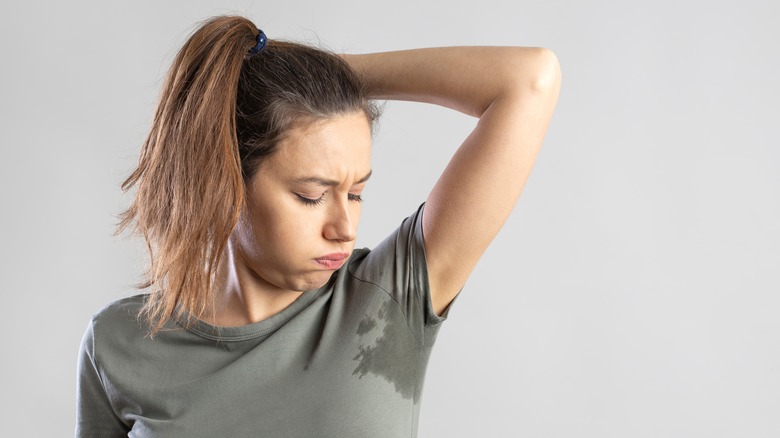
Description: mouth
314,252,350,270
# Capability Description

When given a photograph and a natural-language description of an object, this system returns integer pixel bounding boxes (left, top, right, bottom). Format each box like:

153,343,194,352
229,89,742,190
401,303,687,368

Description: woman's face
230,111,372,293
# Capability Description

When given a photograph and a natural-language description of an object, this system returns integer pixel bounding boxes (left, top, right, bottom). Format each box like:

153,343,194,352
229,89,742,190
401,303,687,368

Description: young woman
76,14,560,437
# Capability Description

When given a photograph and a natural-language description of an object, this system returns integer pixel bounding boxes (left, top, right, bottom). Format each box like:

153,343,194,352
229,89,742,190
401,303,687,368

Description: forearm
342,46,559,117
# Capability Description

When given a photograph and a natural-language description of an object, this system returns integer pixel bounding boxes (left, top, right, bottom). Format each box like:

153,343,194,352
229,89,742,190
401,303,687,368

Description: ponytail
116,15,379,337
116,16,257,336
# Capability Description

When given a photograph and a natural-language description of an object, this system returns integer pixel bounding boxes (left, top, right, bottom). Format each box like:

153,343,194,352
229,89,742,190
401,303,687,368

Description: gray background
1,0,778,436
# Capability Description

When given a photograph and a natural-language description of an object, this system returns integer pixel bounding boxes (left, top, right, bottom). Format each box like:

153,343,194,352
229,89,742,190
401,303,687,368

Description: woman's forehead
262,112,372,182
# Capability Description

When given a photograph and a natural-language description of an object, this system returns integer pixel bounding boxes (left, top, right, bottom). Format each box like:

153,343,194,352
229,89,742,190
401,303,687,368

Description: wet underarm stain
356,317,376,335
352,300,419,402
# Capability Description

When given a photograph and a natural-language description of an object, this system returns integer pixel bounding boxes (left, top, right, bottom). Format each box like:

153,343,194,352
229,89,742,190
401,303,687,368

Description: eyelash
296,193,363,207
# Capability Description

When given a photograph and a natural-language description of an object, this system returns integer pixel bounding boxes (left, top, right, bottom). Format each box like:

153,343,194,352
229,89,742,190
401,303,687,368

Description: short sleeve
76,319,129,437
351,203,459,345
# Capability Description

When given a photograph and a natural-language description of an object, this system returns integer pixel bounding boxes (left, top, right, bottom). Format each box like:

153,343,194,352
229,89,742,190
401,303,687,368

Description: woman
76,14,560,437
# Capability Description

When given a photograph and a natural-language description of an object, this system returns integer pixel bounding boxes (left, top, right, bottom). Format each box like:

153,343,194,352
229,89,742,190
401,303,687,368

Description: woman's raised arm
343,47,561,315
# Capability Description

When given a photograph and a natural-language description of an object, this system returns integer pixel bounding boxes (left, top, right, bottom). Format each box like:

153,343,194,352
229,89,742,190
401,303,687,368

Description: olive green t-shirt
76,203,457,437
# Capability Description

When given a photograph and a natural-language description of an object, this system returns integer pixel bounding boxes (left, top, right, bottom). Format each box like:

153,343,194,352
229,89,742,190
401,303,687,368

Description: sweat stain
352,299,420,402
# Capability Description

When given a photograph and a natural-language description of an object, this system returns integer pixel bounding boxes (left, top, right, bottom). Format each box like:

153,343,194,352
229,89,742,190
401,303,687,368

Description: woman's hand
342,47,561,315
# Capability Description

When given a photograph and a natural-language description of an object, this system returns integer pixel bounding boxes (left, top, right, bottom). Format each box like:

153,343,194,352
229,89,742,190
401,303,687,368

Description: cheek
246,204,321,255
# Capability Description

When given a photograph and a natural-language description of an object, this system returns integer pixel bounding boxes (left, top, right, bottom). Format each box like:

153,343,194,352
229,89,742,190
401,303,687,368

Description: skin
209,46,562,326
208,111,372,326
343,47,562,315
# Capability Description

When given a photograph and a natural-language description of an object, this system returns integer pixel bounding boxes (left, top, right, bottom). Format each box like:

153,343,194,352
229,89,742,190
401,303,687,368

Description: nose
322,200,357,242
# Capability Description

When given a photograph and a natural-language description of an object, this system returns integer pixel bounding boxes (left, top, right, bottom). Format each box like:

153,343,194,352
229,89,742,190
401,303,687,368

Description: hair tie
249,29,268,54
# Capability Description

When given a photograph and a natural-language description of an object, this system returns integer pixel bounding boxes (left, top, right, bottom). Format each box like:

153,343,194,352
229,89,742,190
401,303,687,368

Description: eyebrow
291,170,373,187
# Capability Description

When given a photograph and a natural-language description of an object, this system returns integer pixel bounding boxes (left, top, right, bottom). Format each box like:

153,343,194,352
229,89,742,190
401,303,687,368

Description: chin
288,272,335,292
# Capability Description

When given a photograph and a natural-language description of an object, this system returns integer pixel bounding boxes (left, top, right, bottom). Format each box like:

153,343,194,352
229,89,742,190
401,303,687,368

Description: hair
115,15,380,337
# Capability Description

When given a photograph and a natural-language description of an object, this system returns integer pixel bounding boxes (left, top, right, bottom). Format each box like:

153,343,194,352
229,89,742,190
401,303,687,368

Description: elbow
475,47,561,117
502,47,561,94
528,48,561,93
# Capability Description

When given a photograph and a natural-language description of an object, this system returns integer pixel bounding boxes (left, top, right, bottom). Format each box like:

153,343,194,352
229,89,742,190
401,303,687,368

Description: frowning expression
230,111,372,293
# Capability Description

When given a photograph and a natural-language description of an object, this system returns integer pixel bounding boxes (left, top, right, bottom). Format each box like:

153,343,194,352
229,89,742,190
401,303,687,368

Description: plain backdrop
1,0,778,436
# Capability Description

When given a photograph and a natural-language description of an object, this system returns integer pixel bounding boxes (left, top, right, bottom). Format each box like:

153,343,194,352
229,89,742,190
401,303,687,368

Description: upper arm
422,48,562,315
76,320,129,437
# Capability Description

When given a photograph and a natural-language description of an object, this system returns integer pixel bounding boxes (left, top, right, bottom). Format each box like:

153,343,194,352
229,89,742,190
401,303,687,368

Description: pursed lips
314,252,350,270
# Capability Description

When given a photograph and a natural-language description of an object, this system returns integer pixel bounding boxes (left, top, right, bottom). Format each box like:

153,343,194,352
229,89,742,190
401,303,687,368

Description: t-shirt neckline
178,277,334,342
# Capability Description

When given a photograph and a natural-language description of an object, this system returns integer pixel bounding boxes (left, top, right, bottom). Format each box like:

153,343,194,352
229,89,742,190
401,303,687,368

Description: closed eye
296,192,362,206
296,193,325,206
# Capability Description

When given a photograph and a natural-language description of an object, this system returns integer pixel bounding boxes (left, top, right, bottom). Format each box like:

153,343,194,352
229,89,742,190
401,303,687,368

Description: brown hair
115,15,379,336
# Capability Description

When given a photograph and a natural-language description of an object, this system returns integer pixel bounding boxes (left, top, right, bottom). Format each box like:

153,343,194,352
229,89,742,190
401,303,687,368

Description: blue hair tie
249,29,268,54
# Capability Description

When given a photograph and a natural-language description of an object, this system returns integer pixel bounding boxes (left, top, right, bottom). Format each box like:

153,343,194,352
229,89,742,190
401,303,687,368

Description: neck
204,239,303,327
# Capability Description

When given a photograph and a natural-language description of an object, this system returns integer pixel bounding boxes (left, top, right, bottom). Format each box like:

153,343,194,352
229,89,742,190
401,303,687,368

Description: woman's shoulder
91,294,146,323
349,203,425,268
345,203,427,292
85,294,149,344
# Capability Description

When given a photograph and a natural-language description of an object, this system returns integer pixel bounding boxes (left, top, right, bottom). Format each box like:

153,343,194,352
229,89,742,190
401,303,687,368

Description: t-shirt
76,203,458,437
